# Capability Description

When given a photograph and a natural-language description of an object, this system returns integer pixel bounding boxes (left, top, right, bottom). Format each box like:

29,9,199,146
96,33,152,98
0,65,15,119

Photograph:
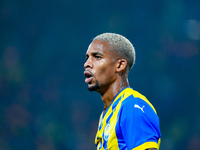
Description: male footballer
84,33,161,150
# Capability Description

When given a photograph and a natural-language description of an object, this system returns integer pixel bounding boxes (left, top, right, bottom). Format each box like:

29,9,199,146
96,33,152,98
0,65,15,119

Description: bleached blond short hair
93,33,135,73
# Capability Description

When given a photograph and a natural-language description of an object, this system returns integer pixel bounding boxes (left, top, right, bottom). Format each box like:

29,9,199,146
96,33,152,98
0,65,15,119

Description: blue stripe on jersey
117,95,160,149
95,88,161,150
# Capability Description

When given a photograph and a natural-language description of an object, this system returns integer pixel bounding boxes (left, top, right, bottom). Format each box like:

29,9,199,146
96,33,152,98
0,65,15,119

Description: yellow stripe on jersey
95,88,161,150
95,88,133,149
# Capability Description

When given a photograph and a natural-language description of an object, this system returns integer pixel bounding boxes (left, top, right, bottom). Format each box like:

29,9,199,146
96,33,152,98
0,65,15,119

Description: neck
100,77,129,109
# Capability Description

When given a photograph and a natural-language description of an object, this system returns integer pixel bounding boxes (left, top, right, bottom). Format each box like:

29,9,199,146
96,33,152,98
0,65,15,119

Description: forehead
86,40,110,54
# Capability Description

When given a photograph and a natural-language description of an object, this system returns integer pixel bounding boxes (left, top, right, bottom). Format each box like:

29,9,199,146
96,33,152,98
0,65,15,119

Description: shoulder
120,89,157,114
119,91,159,124
118,91,161,149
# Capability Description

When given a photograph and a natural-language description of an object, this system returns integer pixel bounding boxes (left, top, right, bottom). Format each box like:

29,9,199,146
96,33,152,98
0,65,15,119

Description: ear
116,59,127,73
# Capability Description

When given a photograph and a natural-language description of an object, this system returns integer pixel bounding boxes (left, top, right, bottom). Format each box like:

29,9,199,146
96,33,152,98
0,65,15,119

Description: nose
84,57,92,69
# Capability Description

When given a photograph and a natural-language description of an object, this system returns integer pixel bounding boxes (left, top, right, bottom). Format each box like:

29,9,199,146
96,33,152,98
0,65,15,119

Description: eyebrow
86,52,103,57
92,52,103,56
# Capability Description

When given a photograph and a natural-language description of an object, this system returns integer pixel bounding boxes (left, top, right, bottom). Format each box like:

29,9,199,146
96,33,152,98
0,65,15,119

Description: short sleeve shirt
95,88,161,150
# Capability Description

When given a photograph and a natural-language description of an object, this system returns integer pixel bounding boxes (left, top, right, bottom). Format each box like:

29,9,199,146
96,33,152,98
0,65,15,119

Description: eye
85,55,89,60
95,55,102,60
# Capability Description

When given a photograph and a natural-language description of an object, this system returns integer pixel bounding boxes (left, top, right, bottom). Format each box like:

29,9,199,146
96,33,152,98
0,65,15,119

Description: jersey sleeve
119,95,161,150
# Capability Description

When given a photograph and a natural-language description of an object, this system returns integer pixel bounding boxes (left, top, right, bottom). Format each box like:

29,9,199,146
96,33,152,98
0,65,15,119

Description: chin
88,82,100,91
88,86,98,91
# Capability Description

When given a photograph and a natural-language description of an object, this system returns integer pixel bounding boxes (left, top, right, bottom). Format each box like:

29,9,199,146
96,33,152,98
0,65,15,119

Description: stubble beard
88,81,100,91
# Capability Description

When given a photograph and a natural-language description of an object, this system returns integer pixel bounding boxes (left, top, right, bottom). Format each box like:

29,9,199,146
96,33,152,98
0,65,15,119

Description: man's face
84,40,117,93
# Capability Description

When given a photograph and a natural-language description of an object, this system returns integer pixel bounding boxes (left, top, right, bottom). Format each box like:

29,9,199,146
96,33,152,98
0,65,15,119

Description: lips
84,70,94,83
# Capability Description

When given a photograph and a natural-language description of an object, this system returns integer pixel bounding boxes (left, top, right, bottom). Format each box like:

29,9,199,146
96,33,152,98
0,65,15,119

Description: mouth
84,70,94,84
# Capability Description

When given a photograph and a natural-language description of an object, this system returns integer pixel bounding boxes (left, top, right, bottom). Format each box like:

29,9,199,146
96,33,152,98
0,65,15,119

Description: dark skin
84,40,157,150
84,40,129,108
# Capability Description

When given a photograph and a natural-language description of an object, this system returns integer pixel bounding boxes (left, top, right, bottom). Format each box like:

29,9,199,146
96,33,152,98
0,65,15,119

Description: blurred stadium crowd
0,0,200,149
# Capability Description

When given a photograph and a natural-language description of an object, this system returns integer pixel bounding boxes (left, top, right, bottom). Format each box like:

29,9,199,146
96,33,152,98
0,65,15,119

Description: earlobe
116,59,127,73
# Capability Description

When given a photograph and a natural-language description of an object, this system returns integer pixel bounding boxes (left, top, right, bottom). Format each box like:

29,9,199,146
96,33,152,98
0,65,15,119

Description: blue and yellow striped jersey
95,88,161,150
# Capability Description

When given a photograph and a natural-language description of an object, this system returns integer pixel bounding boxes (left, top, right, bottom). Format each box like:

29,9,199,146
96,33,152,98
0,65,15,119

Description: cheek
96,63,116,82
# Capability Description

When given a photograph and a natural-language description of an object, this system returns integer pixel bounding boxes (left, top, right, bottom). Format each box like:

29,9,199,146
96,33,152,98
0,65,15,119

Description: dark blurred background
0,0,200,149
